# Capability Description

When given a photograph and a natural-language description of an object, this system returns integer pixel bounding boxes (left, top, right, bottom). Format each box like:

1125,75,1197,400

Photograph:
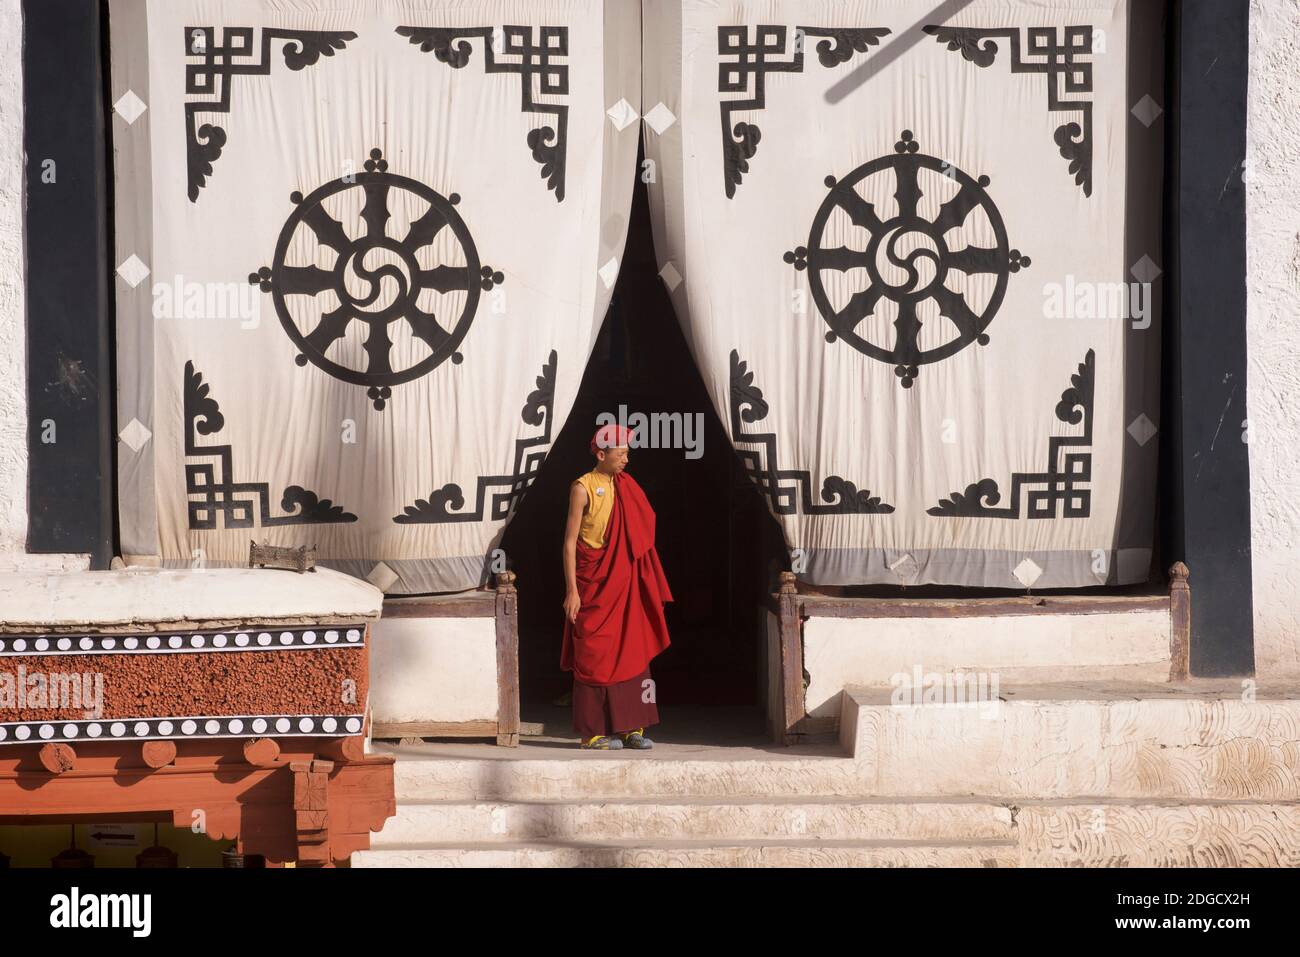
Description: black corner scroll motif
185,27,356,202
719,25,891,198
184,361,357,530
730,350,894,515
397,25,569,202
394,350,557,525
923,24,1095,197
928,349,1095,519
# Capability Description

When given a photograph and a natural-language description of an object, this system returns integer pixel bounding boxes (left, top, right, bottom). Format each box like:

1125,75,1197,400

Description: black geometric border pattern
928,349,1095,519
185,360,358,530
730,350,894,515
922,24,1095,197
0,714,365,746
394,350,556,524
397,25,569,202
185,27,357,202
719,25,891,199
0,625,366,657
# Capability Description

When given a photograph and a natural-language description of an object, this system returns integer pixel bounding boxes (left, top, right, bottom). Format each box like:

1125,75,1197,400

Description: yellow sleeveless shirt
574,470,616,548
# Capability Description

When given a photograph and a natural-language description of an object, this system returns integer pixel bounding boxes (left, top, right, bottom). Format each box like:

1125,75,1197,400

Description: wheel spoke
404,204,450,253
418,265,472,293
830,284,884,338
932,284,981,340
278,265,337,297
835,187,884,235
408,308,451,353
811,245,871,272
947,245,1002,274
891,299,922,363
301,204,352,256
932,183,984,235
893,157,922,220
362,317,393,376
304,304,352,355
361,181,391,240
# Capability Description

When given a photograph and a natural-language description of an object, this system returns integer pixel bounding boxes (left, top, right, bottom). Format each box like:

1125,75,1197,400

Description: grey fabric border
318,555,493,595
1116,0,1165,571
803,547,1154,589
108,0,158,560
590,0,641,353
640,0,688,334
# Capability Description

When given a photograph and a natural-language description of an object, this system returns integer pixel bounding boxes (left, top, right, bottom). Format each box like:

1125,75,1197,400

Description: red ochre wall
0,647,367,721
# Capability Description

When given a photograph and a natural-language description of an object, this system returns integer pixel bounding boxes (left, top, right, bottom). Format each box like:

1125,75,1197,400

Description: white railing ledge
0,566,383,631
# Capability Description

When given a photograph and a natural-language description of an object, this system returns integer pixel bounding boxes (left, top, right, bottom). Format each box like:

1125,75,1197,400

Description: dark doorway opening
500,154,788,727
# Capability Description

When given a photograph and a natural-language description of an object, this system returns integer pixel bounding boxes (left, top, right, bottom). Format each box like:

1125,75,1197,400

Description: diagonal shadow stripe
824,0,978,104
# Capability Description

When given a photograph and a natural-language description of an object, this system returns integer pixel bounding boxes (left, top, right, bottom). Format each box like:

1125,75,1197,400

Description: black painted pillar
1169,0,1253,675
22,0,113,565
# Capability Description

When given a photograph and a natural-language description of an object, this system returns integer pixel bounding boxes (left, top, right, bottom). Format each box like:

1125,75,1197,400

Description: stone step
358,687,1300,866
355,803,1300,867
353,838,1017,868
1015,803,1300,867
371,797,1015,846
841,683,1300,800
389,753,868,802
384,685,1300,803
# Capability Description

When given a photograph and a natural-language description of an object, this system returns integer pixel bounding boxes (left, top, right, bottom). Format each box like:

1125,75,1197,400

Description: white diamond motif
599,257,620,290
118,417,152,452
644,103,677,135
1013,558,1044,589
114,90,148,125
116,254,151,288
367,562,397,590
1128,414,1158,447
1130,254,1162,284
1131,94,1163,128
606,98,638,131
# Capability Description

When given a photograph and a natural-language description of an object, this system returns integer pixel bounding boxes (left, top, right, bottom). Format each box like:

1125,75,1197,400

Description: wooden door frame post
775,571,805,745
495,571,521,747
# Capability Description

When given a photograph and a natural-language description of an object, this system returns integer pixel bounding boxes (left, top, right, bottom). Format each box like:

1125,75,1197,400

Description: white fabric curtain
110,0,641,592
642,0,1163,588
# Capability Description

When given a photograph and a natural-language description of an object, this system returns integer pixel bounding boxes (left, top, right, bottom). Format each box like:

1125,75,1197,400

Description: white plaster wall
1247,0,1300,678
0,0,86,574
0,566,382,627
803,611,1172,717
0,0,28,568
369,617,498,725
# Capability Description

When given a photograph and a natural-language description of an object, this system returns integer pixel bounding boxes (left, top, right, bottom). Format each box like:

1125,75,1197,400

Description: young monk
561,424,673,750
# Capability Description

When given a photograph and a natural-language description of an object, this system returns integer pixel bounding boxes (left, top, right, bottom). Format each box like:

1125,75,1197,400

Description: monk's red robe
561,471,672,686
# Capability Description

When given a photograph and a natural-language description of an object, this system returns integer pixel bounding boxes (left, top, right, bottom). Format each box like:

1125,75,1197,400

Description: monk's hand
563,590,581,623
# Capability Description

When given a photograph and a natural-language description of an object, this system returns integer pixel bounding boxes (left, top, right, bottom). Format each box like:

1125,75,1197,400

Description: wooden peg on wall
243,737,281,767
141,740,177,769
38,743,76,774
